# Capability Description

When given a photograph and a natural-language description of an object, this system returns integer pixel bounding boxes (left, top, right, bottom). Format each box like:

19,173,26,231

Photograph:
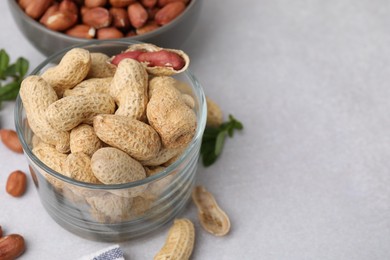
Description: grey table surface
1,0,390,259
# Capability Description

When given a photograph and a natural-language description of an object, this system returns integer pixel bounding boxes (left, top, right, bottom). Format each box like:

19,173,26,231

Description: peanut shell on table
154,218,195,260
192,185,231,236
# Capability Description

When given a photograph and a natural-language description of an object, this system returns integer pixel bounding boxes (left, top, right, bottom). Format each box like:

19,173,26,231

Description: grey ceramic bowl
8,0,202,57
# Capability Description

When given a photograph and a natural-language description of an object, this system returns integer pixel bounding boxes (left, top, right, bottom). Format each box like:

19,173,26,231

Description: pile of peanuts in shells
18,0,190,39
0,43,231,259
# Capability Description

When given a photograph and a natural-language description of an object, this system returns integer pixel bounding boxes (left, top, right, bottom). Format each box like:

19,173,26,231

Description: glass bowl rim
14,39,207,190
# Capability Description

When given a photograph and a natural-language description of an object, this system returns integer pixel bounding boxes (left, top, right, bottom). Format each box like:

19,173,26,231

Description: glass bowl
14,39,206,242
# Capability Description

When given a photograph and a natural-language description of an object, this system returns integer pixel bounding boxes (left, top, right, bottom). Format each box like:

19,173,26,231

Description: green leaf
15,57,29,77
0,81,20,101
215,131,227,156
0,49,10,79
202,150,218,167
200,113,244,167
0,50,29,106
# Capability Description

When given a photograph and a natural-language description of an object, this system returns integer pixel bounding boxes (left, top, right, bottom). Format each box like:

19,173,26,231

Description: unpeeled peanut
64,153,101,184
110,58,148,119
147,76,197,149
206,96,223,128
87,52,117,79
20,76,70,153
87,192,134,223
45,93,116,131
41,48,91,97
70,124,103,156
91,147,146,184
154,218,195,260
93,114,161,161
63,77,113,97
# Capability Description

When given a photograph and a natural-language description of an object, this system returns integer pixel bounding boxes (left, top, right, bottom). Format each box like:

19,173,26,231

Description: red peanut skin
59,0,79,14
66,24,96,38
111,50,144,65
82,7,112,29
141,0,158,8
24,0,53,19
138,50,185,70
97,27,125,39
155,1,186,25
0,129,23,154
158,0,188,7
127,2,148,28
6,170,27,197
111,50,185,70
85,0,108,8
109,7,131,29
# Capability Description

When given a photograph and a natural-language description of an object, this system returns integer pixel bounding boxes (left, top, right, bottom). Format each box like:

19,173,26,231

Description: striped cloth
79,245,125,260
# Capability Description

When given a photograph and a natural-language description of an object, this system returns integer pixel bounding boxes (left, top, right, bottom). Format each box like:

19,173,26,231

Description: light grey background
1,0,390,259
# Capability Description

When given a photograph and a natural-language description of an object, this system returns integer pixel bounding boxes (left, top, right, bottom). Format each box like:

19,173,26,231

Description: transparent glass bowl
14,40,206,242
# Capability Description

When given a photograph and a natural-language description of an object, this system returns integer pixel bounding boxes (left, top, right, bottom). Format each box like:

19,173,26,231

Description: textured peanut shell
70,124,103,157
91,147,146,184
64,153,101,184
140,146,182,166
206,96,223,128
32,144,68,190
41,48,91,97
192,185,231,236
125,43,190,76
86,192,134,223
63,77,112,97
154,218,195,260
19,75,70,153
140,166,174,200
181,93,195,109
147,76,197,149
87,52,116,78
93,114,161,161
46,93,116,131
110,58,148,120
128,196,153,219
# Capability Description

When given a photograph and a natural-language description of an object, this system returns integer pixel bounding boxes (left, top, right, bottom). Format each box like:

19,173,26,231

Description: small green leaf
200,113,244,167
15,57,29,77
202,150,218,167
4,63,16,77
215,131,227,156
0,81,20,101
0,49,10,79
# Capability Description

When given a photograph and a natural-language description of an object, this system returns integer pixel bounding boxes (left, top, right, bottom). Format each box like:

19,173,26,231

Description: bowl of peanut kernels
14,39,207,241
8,0,202,57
